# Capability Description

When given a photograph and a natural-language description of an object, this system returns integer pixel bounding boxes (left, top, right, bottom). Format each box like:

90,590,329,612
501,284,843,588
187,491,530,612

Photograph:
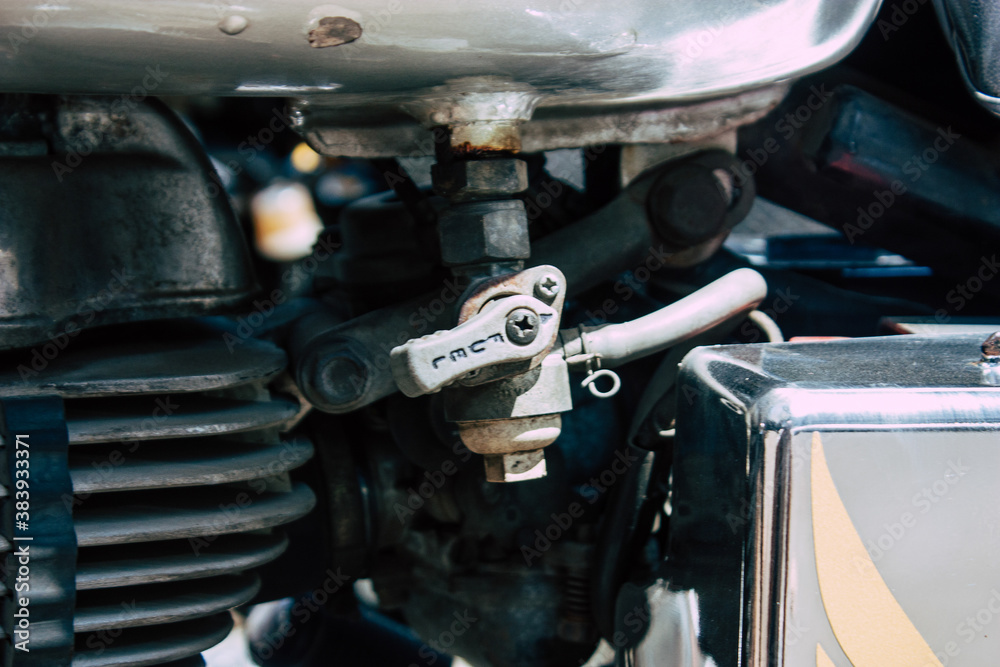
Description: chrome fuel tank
654,333,1000,667
0,1,880,109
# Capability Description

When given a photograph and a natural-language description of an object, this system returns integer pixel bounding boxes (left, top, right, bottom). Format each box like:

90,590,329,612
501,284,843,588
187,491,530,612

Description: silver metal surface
669,332,1000,666
616,581,717,667
0,1,877,111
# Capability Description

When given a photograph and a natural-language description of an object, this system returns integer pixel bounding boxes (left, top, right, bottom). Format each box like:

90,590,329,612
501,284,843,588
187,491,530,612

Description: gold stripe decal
810,432,941,667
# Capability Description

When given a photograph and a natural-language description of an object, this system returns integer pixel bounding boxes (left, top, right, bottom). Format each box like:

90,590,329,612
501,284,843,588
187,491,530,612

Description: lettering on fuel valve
432,333,505,369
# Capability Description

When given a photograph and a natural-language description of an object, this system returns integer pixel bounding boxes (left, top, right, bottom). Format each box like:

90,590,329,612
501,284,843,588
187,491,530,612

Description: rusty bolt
505,308,539,346
534,274,561,300
982,332,1000,361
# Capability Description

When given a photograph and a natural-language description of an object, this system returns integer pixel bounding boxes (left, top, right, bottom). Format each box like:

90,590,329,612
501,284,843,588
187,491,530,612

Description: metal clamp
581,368,621,399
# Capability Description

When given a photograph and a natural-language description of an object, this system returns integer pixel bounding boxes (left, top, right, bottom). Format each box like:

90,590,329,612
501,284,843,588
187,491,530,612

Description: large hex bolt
437,200,530,267
432,158,528,202
309,351,369,407
646,149,755,251
293,333,373,413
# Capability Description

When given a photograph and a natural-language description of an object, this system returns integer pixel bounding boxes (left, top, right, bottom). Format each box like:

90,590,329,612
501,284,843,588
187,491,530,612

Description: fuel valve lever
390,267,767,482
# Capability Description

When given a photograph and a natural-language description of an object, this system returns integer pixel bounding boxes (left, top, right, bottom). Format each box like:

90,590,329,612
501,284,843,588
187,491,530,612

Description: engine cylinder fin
65,396,299,444
69,437,313,494
72,613,233,667
0,326,315,665
76,533,288,590
0,334,286,397
74,482,316,547
73,574,261,633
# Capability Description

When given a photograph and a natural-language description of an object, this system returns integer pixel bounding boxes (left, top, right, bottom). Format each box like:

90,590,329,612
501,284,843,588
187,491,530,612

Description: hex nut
308,349,369,408
438,200,530,266
432,158,528,201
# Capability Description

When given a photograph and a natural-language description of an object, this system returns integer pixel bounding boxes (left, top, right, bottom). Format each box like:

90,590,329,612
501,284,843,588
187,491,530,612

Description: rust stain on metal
982,331,1000,359
308,17,362,48
457,266,564,325
450,142,515,159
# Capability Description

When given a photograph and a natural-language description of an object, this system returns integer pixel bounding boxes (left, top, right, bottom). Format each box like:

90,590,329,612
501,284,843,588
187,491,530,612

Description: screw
983,332,1000,361
505,308,539,345
534,274,561,300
